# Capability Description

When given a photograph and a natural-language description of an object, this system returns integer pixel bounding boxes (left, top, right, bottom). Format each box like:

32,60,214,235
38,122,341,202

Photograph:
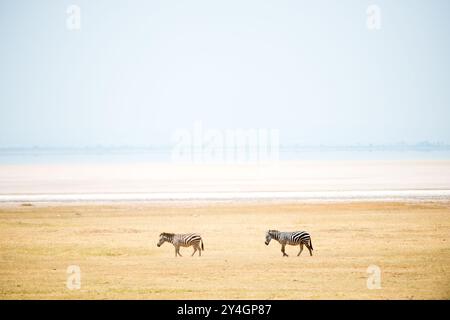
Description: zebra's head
265,230,278,245
157,232,173,247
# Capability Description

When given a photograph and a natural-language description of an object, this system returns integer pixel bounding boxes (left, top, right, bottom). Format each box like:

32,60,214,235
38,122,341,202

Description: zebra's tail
201,239,204,251
310,238,313,250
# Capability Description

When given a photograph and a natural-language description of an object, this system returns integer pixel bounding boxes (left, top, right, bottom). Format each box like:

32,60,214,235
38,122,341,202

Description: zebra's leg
198,244,201,257
191,246,197,257
176,245,182,257
281,244,288,257
298,243,304,256
305,243,313,256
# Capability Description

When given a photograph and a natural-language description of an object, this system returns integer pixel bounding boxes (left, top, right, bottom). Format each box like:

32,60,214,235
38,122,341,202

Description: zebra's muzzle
265,241,269,245
157,244,161,247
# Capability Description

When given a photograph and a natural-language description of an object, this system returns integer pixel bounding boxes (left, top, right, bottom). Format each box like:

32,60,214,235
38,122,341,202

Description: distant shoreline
2,145,450,165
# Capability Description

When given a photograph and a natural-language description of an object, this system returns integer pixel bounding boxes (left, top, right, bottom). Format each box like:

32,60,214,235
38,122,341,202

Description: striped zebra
157,232,204,257
265,230,313,257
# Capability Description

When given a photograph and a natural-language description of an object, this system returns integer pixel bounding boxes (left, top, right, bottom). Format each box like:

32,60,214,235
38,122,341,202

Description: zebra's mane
268,230,279,234
160,232,174,239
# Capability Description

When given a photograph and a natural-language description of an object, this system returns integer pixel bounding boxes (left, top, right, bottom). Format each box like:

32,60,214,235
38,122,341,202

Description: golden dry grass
1,201,449,299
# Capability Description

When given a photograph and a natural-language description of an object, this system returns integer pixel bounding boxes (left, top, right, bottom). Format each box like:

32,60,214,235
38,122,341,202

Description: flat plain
1,201,449,299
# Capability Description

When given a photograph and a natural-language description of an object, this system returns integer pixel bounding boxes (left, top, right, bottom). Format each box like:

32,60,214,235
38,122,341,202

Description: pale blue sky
1,0,449,147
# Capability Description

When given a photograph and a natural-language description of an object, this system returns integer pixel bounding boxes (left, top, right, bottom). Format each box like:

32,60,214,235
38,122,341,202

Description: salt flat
1,160,450,201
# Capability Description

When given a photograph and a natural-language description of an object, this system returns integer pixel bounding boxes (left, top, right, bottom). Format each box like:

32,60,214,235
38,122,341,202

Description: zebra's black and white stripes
265,230,313,257
157,230,313,258
157,232,204,257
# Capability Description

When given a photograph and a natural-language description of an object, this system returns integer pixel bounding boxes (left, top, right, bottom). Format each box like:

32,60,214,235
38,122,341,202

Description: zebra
265,230,313,257
157,232,204,257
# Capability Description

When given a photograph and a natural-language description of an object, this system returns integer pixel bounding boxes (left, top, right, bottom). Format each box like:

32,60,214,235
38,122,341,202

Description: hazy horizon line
1,141,450,151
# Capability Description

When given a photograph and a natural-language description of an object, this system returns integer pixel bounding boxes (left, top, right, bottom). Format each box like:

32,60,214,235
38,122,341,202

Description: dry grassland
1,201,449,299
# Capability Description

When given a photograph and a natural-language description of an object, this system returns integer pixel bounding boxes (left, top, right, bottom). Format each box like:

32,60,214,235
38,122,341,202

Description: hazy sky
1,0,449,147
